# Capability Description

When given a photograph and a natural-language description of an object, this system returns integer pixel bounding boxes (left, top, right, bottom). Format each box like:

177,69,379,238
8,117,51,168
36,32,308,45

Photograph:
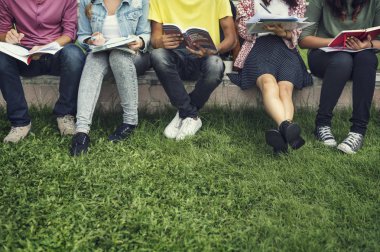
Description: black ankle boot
279,120,305,150
265,129,288,155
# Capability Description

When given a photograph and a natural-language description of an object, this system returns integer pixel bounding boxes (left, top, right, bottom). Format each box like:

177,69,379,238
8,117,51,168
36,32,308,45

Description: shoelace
179,118,196,134
343,133,362,149
318,126,334,140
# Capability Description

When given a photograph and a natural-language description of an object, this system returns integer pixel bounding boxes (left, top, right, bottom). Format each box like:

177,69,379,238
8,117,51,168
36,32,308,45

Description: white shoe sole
337,143,356,154
322,140,337,147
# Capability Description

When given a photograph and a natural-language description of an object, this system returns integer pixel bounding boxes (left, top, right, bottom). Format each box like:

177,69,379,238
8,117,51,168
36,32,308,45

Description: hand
29,45,44,60
128,37,144,51
161,34,183,49
263,24,287,38
5,29,24,44
88,32,105,46
346,35,372,50
186,43,218,58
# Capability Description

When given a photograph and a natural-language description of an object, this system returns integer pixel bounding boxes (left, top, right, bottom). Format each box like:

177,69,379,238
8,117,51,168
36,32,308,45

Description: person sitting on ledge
70,0,150,156
228,0,312,154
299,0,380,154
149,0,238,141
0,0,86,143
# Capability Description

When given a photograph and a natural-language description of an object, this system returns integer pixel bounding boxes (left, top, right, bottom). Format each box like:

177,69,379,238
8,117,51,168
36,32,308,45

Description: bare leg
256,74,286,126
278,81,294,121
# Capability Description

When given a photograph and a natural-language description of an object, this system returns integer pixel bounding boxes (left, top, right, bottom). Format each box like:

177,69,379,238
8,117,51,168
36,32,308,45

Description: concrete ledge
0,71,380,111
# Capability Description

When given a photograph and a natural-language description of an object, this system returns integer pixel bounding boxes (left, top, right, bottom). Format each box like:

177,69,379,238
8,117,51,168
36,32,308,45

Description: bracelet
370,40,374,48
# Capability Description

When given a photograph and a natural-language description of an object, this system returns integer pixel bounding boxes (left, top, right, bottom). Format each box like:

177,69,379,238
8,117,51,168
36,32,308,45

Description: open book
0,42,62,65
163,24,217,51
246,13,313,34
328,26,380,47
90,36,139,54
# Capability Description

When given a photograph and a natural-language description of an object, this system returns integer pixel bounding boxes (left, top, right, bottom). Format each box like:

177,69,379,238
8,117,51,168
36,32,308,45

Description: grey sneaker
337,132,364,154
176,117,202,141
4,123,31,143
164,112,182,139
315,126,337,147
57,115,75,136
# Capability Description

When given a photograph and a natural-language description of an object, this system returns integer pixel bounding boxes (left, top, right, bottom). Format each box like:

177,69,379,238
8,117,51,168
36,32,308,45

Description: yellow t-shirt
149,0,232,46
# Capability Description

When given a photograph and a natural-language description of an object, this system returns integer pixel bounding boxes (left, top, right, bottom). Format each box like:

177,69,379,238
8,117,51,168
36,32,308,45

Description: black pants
308,49,378,135
150,49,224,118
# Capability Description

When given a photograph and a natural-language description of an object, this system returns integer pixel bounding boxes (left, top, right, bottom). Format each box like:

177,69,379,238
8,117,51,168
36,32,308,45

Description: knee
134,52,151,75
279,84,293,99
354,51,378,68
60,44,86,69
202,55,224,80
329,52,353,72
150,48,173,68
258,75,277,92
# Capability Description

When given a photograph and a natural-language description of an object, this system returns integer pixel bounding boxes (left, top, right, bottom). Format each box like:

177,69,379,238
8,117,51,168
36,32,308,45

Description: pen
260,3,272,14
13,23,21,44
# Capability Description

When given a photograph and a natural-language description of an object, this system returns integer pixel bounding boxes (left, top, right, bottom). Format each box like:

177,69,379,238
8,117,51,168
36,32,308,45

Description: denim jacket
77,0,150,53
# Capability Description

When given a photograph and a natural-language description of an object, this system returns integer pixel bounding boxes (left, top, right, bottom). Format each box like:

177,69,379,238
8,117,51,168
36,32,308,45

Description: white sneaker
337,132,364,154
4,123,31,143
57,115,75,136
176,117,202,141
164,112,182,139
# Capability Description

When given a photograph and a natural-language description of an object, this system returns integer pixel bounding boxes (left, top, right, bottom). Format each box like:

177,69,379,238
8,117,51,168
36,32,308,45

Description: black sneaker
337,132,364,154
70,132,90,156
314,126,337,147
279,121,305,150
265,129,288,155
108,123,136,142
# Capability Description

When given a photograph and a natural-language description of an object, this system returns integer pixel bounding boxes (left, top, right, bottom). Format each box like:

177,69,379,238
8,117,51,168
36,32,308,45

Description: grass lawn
0,107,379,251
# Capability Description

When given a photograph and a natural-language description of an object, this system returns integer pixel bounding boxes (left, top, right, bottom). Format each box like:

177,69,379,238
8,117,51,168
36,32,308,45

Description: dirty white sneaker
4,123,31,143
176,117,202,141
164,112,182,139
337,132,364,154
57,115,75,136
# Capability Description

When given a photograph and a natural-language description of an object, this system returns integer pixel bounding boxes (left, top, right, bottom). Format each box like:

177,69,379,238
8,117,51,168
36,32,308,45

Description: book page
90,36,138,53
0,42,29,56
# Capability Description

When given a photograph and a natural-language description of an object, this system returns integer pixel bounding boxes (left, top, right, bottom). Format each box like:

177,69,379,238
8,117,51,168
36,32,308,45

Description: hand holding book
345,34,373,50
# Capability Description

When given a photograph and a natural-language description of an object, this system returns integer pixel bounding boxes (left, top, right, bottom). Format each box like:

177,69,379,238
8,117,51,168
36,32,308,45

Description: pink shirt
0,0,78,48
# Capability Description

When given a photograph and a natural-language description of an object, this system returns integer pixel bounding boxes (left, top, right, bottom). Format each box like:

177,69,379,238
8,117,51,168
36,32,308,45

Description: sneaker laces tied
319,126,334,140
344,133,362,149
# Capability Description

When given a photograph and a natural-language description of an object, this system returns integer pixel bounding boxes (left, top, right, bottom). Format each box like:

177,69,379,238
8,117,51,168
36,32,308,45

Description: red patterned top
234,0,307,69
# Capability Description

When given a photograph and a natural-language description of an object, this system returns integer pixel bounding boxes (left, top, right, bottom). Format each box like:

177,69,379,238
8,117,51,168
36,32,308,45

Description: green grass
0,107,379,251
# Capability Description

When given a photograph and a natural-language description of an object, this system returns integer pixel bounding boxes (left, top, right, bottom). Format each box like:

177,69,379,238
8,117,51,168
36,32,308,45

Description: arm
298,0,333,48
150,21,183,49
236,0,256,42
77,0,94,50
57,0,78,46
133,0,151,52
0,0,24,44
218,16,238,54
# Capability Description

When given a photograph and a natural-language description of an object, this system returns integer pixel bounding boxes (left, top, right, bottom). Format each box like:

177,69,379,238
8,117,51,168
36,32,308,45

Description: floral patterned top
234,0,307,69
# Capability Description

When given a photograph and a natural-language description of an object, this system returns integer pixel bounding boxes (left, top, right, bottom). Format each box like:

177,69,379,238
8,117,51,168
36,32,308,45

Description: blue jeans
0,44,86,126
150,48,224,118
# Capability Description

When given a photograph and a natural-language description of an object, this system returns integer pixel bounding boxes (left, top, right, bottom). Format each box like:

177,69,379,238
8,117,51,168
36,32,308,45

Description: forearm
299,36,333,49
372,40,380,49
55,35,72,47
151,34,164,49
217,34,237,54
0,33,5,42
